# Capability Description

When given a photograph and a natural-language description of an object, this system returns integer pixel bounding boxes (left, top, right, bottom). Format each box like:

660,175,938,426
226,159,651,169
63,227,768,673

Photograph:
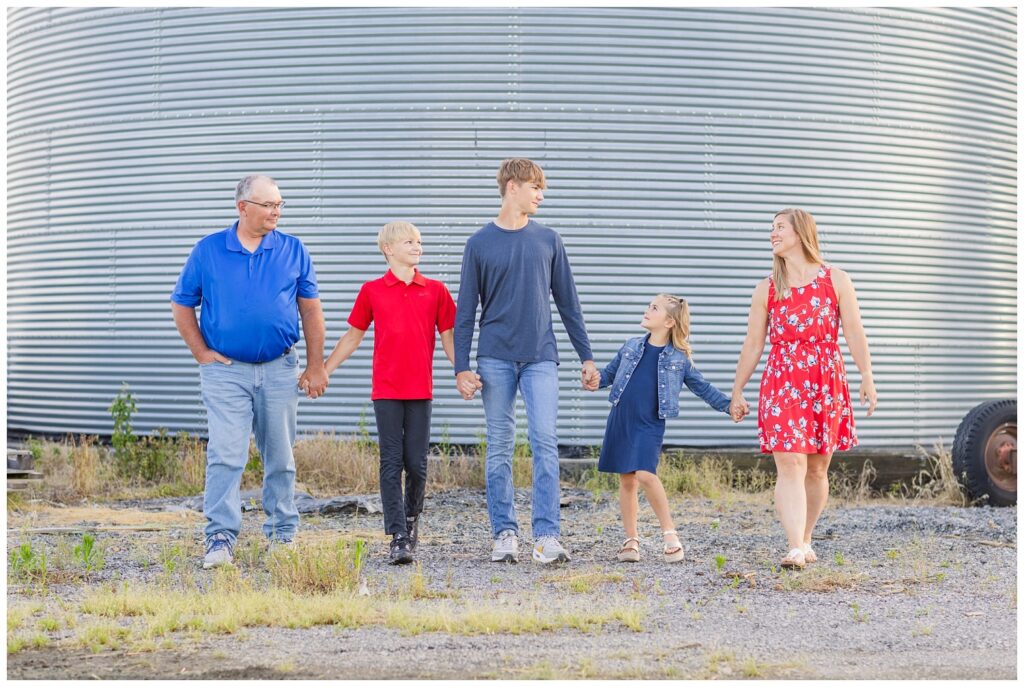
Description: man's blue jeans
199,350,301,545
476,356,561,539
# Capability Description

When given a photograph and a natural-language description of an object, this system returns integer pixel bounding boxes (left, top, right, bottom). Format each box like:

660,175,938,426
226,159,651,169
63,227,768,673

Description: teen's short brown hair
496,158,546,197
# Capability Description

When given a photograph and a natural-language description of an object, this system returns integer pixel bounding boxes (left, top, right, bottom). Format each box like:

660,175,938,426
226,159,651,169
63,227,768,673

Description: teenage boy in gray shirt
455,158,598,564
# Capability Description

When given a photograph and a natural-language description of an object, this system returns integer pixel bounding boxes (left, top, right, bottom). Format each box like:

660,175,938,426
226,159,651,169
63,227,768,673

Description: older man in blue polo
171,174,327,569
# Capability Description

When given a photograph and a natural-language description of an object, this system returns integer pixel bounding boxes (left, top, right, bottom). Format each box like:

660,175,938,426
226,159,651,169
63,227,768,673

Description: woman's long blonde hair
771,208,824,301
657,293,693,360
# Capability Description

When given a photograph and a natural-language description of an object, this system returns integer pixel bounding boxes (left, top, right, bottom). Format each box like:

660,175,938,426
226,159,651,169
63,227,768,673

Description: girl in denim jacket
586,294,732,563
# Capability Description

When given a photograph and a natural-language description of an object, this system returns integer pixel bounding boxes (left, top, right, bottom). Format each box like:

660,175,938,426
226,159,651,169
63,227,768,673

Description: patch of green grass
158,541,187,576
74,533,104,572
78,621,131,653
232,537,265,569
396,563,456,600
7,636,26,655
385,602,643,636
577,467,618,497
702,650,803,679
658,453,773,498
777,567,868,592
516,661,555,679
7,604,42,631
266,537,366,595
741,657,764,677
542,568,625,594
8,542,48,584
77,580,645,649
37,617,60,632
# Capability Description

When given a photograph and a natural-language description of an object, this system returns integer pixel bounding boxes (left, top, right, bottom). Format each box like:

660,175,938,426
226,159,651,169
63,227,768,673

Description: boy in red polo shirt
325,221,456,564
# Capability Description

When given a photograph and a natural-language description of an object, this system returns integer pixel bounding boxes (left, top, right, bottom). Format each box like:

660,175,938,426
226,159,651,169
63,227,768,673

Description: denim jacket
599,334,731,420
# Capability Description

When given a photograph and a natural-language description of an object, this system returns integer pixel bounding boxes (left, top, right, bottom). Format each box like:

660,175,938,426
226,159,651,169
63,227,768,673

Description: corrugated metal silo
7,7,1016,449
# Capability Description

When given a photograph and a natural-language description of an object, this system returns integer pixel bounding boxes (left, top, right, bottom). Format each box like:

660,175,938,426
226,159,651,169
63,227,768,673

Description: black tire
952,400,1016,507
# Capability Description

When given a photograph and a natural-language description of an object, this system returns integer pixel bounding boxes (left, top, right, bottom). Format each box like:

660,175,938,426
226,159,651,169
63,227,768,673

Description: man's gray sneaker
491,529,518,563
203,533,234,569
532,536,570,564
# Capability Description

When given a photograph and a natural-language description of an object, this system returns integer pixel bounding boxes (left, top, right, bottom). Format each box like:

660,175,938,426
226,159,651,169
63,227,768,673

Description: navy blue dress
598,342,665,474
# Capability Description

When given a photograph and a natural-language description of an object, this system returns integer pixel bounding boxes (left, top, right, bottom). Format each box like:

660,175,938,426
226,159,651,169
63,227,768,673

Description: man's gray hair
235,174,277,203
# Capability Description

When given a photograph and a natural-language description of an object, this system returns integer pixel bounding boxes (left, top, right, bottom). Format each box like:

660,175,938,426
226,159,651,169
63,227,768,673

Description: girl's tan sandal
617,537,641,562
662,530,684,563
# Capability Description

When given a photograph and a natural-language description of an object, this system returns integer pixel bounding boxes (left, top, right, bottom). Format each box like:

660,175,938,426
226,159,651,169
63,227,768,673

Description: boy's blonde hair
657,293,693,360
771,208,824,301
497,158,547,197
377,221,421,255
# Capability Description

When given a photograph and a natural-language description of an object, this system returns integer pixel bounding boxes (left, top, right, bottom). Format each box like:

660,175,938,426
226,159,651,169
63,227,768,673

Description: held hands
859,378,878,417
581,360,600,391
456,370,483,400
729,393,750,423
299,366,329,399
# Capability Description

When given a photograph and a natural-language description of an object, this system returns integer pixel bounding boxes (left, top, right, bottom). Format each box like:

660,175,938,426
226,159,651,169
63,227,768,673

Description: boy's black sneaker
389,534,414,565
406,515,419,552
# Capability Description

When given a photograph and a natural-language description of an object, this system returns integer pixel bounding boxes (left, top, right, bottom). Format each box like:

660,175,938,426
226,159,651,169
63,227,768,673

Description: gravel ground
7,487,1017,679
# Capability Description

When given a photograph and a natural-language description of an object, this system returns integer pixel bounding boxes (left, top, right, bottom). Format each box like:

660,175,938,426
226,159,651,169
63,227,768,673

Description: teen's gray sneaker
491,529,518,563
532,536,570,564
203,533,234,569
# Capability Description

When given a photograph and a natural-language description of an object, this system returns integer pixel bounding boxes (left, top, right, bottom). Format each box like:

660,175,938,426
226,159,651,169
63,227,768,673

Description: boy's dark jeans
373,399,432,536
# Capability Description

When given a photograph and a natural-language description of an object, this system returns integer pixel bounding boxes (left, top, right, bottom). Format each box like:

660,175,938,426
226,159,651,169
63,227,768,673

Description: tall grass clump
24,431,209,502
69,435,101,496
578,454,773,499
657,454,772,498
829,459,878,502
577,466,618,496
292,432,380,495
427,446,485,490
267,537,367,594
903,443,969,506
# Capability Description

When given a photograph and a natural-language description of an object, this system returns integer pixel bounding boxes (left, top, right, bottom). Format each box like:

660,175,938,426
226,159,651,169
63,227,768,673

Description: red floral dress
758,265,857,455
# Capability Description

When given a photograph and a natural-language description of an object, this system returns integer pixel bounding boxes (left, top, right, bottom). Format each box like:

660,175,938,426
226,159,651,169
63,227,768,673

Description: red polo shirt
347,269,456,400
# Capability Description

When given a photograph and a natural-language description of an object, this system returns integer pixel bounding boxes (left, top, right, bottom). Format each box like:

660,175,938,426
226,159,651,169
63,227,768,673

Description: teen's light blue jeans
476,356,561,539
199,350,301,545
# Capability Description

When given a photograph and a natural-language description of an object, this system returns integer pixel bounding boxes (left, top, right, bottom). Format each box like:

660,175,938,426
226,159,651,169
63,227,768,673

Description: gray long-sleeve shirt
454,220,593,373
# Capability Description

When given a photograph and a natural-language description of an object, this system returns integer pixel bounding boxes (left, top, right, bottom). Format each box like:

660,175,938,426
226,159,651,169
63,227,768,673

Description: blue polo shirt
171,222,319,363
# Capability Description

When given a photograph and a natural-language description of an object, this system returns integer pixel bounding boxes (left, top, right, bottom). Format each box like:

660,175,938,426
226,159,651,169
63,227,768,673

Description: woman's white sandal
802,543,818,564
662,530,684,563
617,537,641,563
781,547,806,569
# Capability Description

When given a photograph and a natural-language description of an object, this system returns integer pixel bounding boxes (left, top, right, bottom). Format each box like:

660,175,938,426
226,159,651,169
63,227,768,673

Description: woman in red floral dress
730,208,877,569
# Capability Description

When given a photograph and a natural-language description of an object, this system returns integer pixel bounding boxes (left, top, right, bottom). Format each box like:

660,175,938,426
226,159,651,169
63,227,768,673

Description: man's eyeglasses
241,200,285,210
